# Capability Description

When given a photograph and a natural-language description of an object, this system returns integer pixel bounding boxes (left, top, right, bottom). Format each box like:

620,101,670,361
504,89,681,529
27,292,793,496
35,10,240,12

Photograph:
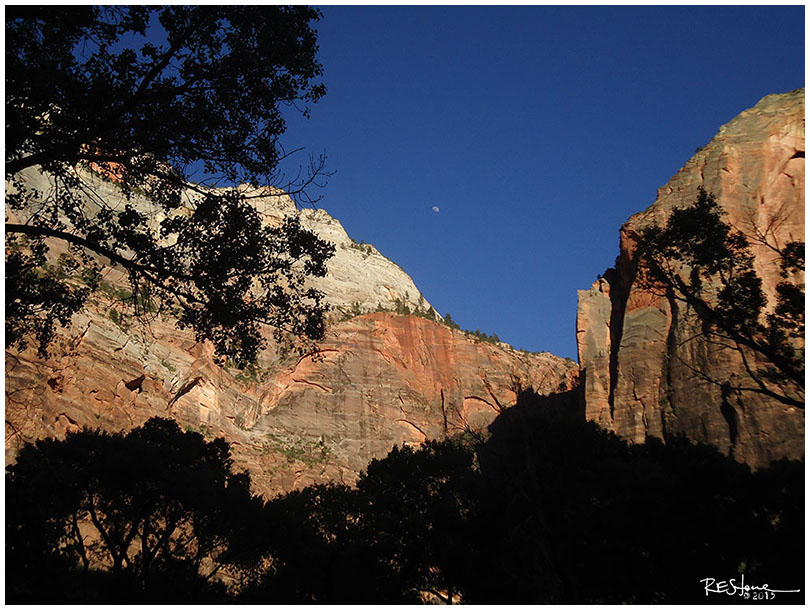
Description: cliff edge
577,89,804,467
6,169,577,497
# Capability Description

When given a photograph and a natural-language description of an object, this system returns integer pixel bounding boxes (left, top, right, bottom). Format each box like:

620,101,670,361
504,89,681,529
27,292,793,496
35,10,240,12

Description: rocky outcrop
6,169,577,497
577,89,805,467
10,165,436,319
6,300,576,496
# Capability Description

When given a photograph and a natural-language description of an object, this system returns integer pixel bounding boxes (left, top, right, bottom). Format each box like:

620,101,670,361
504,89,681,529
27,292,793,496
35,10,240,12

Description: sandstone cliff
577,89,805,467
6,170,577,497
10,166,436,319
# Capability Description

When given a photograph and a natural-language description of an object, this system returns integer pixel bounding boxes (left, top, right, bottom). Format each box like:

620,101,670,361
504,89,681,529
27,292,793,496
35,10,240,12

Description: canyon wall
577,89,805,467
6,172,577,497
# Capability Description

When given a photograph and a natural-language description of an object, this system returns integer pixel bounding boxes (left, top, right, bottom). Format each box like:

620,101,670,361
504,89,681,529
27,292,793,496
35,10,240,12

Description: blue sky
278,5,804,360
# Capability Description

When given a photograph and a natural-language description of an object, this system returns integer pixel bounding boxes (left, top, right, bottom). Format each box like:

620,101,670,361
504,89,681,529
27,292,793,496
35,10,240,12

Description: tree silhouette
8,397,802,604
6,417,262,603
637,188,804,407
6,6,334,365
242,483,391,603
240,440,481,604
355,440,480,603
464,388,804,604
246,390,803,604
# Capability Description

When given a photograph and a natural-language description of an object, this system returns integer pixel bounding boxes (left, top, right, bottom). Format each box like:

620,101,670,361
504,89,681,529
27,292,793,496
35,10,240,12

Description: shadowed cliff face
577,89,805,467
6,269,577,497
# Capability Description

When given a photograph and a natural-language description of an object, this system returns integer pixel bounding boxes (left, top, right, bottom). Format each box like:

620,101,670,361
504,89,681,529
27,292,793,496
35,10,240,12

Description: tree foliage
354,440,479,603
244,483,385,603
6,418,264,602
637,188,804,407
466,390,804,603
6,395,804,604
242,439,479,604
6,6,334,365
243,392,803,604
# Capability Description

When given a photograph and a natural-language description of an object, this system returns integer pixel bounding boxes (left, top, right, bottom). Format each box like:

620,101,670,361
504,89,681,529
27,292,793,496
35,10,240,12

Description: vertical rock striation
577,89,805,467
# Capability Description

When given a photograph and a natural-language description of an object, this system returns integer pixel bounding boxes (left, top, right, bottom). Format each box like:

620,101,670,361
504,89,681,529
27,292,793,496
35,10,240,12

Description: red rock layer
577,89,805,467
7,298,577,497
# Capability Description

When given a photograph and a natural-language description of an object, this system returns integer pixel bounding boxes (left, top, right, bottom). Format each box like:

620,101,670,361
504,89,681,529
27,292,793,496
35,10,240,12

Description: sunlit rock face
577,89,805,467
6,306,576,497
5,171,577,497
10,166,436,318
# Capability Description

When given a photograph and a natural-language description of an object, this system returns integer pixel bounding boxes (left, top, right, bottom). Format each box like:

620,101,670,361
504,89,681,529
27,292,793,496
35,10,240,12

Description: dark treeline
6,390,804,604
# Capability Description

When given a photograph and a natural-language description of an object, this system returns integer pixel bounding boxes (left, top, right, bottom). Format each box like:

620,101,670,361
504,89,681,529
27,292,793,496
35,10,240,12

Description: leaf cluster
6,6,334,365
243,439,479,603
637,188,804,405
245,392,804,604
6,396,804,604
7,6,325,185
6,418,263,601
6,236,91,356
